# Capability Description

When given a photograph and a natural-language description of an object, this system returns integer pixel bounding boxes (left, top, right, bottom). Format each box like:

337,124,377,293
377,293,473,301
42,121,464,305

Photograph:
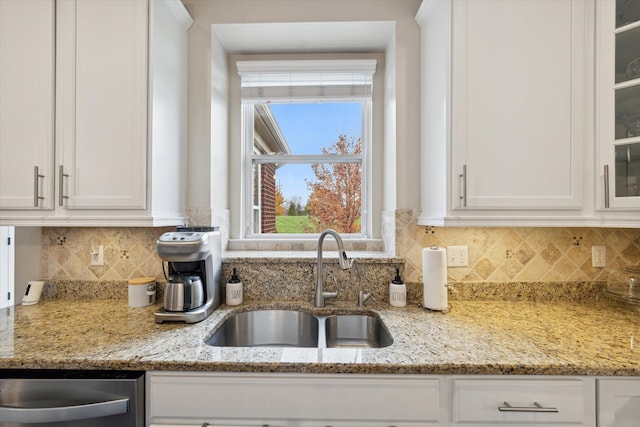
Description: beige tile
516,242,534,265
541,256,576,281
540,243,562,265
499,258,523,279
621,244,640,264
472,257,496,280
523,229,551,252
499,229,524,248
487,268,512,282
566,244,591,266
128,243,151,267
515,255,549,281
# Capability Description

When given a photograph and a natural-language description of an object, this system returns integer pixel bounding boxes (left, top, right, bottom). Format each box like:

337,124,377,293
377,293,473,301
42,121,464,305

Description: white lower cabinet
597,378,640,427
450,376,596,426
147,372,444,426
148,373,640,427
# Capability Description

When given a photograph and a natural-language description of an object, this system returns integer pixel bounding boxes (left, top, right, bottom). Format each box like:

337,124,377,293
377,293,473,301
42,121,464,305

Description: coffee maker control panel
159,232,206,242
157,232,214,262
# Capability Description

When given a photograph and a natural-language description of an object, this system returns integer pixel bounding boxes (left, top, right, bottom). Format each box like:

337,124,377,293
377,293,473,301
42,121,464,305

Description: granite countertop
1,298,639,376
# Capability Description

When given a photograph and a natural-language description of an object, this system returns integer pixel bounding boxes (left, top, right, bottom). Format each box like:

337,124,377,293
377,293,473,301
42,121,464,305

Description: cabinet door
0,0,55,210
451,0,586,211
56,0,147,210
148,372,443,426
596,0,640,211
598,378,640,427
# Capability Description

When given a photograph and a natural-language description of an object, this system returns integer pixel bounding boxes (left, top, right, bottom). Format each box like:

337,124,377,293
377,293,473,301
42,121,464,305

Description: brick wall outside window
261,163,277,233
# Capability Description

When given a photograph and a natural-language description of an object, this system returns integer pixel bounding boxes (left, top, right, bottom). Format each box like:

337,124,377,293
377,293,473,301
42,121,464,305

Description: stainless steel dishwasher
0,370,144,427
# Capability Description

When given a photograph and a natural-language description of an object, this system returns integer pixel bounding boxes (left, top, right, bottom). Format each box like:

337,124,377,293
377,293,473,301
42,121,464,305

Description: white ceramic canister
22,280,45,305
128,277,157,307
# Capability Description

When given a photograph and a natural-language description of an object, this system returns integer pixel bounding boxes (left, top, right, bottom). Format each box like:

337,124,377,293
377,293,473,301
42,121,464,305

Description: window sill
225,238,390,259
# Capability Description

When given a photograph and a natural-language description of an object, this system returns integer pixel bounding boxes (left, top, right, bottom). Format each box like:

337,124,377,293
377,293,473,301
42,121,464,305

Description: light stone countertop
1,298,639,375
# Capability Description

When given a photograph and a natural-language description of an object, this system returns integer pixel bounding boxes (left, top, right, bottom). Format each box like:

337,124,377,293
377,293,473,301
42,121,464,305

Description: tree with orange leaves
305,133,361,233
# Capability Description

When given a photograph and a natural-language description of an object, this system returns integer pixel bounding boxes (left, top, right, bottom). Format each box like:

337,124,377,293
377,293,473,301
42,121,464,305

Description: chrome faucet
315,229,352,307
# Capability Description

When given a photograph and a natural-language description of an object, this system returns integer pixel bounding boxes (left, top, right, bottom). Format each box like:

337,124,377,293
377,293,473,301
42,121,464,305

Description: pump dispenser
389,267,407,307
226,268,243,306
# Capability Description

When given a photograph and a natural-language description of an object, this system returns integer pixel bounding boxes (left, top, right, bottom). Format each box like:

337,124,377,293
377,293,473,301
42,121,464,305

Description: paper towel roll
422,247,448,311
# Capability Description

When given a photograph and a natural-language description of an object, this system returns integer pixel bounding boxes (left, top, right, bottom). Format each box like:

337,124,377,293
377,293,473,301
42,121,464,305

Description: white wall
14,227,41,304
0,227,41,306
182,0,423,235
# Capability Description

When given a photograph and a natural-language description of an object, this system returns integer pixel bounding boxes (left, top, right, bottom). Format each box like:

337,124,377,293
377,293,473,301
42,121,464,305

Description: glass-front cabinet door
597,0,640,211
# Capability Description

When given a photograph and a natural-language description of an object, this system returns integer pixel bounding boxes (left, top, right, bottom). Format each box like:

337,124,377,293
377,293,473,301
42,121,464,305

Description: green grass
276,215,314,233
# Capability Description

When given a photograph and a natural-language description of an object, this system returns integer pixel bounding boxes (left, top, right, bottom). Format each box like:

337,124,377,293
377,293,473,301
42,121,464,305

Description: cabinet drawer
597,378,640,427
148,372,442,424
451,377,595,426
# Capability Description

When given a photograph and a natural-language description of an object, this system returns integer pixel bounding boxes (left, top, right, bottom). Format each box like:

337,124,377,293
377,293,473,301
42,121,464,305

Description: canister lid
128,277,156,285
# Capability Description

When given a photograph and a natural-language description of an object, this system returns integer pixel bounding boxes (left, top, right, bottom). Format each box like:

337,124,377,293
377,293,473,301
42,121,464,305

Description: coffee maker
154,227,222,323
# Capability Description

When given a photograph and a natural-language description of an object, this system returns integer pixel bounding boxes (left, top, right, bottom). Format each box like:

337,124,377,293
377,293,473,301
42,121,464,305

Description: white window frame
251,146,262,234
238,59,376,240
0,226,15,308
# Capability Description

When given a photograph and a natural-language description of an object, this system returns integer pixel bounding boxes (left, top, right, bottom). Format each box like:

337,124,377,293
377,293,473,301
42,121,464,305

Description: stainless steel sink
205,309,319,347
205,310,392,348
324,314,393,348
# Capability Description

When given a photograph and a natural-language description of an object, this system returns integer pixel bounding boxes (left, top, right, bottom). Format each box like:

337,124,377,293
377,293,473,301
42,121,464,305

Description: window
238,59,376,238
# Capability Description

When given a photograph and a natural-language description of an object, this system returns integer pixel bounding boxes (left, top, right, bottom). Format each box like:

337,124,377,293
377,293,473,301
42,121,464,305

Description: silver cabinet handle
498,401,558,413
0,397,129,423
604,164,610,208
33,166,45,207
459,164,467,207
58,165,69,206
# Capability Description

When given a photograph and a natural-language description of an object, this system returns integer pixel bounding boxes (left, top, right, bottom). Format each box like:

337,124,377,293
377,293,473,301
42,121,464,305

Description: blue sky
269,102,361,203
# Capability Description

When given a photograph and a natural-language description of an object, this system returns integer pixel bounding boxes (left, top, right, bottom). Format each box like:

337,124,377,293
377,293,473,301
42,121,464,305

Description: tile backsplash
42,227,172,281
396,209,640,284
41,211,640,287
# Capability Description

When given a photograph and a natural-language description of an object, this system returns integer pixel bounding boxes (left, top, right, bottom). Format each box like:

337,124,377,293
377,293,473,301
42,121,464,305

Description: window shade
237,59,376,102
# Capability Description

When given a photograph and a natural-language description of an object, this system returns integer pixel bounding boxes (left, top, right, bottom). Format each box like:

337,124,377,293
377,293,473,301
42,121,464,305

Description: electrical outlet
91,245,104,266
447,245,468,267
592,246,606,268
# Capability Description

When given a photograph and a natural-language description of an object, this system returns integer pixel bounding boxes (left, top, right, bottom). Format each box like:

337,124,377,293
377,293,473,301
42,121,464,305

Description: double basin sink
206,309,393,348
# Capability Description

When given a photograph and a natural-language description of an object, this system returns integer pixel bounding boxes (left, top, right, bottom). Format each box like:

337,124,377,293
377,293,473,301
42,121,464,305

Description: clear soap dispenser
389,267,406,307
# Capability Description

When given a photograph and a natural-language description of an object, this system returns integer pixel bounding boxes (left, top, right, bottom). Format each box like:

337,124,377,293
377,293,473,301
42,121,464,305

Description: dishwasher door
0,370,144,427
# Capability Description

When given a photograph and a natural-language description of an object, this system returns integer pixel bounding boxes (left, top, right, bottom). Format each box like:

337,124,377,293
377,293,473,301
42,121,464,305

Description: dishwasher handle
0,396,129,423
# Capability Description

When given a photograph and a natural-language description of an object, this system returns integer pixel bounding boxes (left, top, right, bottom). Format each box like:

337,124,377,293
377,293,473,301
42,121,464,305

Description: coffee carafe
154,227,222,323
164,274,204,312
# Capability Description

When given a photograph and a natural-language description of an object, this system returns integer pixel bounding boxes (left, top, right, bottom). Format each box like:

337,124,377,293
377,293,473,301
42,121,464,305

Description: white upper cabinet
416,0,592,226
57,0,148,210
0,0,191,226
595,0,640,221
0,0,55,211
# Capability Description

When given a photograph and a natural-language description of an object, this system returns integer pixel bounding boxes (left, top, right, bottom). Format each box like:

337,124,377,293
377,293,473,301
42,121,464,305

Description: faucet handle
322,272,339,300
358,290,373,306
